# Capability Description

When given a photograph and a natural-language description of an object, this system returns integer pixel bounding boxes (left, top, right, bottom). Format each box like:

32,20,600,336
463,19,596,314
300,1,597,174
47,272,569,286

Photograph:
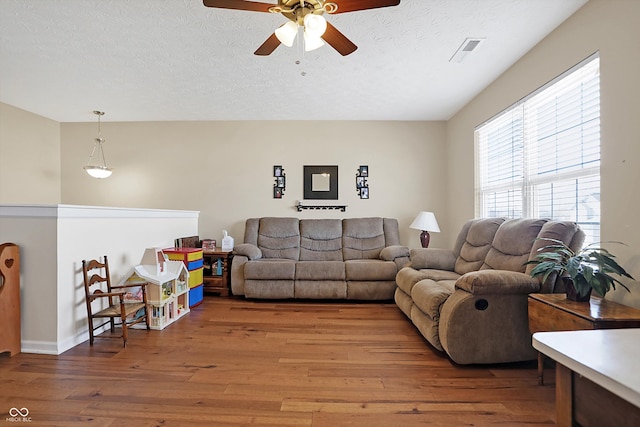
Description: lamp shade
275,21,299,47
84,165,113,179
409,211,440,232
303,14,327,38
303,31,325,52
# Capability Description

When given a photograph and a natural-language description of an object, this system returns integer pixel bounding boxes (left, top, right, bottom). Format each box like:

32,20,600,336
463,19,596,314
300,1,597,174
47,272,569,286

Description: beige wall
446,0,640,306
60,120,448,249
0,103,61,204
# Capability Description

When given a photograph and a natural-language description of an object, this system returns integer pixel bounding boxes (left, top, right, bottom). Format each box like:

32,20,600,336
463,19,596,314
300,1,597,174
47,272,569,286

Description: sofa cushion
257,217,300,261
296,261,345,281
295,280,346,299
342,217,386,260
454,218,504,275
410,248,456,270
345,259,397,281
481,218,546,272
244,259,296,280
299,219,343,261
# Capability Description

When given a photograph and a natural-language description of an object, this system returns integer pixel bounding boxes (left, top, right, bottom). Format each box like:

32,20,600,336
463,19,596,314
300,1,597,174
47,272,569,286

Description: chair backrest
82,256,115,313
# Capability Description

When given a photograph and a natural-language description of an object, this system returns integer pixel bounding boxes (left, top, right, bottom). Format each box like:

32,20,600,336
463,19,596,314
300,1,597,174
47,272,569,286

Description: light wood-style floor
1,297,556,426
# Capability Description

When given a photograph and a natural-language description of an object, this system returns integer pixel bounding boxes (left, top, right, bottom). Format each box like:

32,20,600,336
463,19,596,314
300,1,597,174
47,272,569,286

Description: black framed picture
274,187,283,199
274,165,283,177
303,165,338,200
356,176,365,188
359,165,368,177
360,186,369,199
276,176,286,188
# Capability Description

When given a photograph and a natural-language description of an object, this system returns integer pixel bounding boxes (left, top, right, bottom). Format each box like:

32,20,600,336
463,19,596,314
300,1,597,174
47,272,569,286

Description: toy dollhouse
120,248,190,330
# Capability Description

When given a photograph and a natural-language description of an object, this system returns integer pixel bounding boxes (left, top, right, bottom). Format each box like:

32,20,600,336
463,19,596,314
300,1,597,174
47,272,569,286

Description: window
475,54,600,244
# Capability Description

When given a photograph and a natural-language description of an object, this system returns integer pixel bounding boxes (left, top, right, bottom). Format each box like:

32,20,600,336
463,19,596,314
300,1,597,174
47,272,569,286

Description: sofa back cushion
300,219,343,261
343,217,389,260
481,218,547,272
253,217,301,261
525,220,585,292
454,218,505,275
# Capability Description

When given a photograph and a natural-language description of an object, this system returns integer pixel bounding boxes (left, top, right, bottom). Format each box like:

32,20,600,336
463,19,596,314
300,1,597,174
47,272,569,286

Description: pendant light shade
83,111,112,179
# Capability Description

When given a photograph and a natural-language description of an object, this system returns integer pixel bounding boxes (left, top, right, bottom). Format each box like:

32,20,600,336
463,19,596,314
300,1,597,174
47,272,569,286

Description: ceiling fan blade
332,0,401,14
322,22,357,56
202,0,274,13
254,33,281,56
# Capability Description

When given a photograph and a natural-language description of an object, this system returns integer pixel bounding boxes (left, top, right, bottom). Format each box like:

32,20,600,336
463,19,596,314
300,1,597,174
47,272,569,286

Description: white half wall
0,204,198,354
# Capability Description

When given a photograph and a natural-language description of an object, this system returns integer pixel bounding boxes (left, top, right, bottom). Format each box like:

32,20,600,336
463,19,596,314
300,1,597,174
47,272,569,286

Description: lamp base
419,231,431,248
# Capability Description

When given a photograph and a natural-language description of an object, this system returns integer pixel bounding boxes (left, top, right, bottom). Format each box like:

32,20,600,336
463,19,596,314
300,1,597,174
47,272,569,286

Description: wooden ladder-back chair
82,256,150,347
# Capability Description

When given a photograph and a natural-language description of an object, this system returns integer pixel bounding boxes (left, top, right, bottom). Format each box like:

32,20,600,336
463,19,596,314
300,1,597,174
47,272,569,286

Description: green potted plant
526,238,635,301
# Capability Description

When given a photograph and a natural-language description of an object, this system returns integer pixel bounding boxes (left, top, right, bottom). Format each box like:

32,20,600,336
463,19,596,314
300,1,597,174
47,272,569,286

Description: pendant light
83,110,113,179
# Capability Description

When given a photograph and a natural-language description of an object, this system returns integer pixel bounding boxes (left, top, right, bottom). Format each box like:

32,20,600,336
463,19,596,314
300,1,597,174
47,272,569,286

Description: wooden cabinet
528,293,640,384
202,250,233,296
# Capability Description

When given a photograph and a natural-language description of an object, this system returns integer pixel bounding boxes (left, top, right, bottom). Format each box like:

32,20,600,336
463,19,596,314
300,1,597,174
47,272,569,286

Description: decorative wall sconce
356,165,369,199
273,165,286,198
83,110,113,179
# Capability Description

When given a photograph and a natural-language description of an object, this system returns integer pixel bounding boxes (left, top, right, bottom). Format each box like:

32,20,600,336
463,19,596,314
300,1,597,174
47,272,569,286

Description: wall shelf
296,203,347,212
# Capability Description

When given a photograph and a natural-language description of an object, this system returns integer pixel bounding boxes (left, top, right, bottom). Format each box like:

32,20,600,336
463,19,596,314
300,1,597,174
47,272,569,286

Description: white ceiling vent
449,38,485,63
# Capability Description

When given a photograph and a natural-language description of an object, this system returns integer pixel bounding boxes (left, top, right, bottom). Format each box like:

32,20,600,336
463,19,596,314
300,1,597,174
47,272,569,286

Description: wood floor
1,297,556,426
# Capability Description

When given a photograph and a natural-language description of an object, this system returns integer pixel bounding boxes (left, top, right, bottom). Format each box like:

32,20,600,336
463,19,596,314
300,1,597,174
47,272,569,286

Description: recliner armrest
380,245,410,261
409,248,456,271
233,243,262,260
455,270,540,295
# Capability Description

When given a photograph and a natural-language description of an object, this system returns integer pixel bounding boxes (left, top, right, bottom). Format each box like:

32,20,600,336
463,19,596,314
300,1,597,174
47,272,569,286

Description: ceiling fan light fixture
303,32,325,52
275,21,299,47
303,14,327,38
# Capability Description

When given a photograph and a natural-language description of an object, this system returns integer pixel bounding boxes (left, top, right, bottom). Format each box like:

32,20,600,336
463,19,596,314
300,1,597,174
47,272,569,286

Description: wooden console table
202,250,233,296
533,329,640,427
528,293,640,385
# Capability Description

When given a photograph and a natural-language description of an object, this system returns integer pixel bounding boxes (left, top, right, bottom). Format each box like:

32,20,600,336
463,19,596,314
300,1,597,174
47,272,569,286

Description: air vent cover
450,38,485,63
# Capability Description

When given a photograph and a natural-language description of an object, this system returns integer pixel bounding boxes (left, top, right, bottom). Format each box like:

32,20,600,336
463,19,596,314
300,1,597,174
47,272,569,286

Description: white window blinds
475,55,600,243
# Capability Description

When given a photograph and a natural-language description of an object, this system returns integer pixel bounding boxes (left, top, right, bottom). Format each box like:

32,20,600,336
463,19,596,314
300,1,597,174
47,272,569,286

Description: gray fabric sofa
231,217,410,300
395,218,585,364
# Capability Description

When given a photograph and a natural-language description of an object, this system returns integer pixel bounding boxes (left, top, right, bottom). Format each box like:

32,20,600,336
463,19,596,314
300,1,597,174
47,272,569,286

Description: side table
528,293,640,385
202,250,233,296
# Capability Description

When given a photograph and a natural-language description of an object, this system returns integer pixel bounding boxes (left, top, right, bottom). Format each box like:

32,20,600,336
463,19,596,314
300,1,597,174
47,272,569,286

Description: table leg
555,363,573,427
538,352,545,385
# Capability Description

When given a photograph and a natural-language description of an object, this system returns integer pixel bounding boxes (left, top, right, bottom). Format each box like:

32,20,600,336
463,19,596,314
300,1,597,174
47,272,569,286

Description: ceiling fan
202,0,401,56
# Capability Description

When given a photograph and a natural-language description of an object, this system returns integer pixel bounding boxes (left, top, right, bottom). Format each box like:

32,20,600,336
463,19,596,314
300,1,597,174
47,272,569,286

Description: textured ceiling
0,0,588,122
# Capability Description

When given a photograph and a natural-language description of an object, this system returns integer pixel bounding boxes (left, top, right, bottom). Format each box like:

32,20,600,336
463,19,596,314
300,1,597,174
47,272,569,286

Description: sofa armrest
233,243,262,260
409,248,456,271
380,245,410,261
455,270,540,295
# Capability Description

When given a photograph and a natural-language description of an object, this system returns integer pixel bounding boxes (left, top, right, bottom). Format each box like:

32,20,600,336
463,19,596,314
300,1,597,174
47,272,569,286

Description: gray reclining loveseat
395,218,585,364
